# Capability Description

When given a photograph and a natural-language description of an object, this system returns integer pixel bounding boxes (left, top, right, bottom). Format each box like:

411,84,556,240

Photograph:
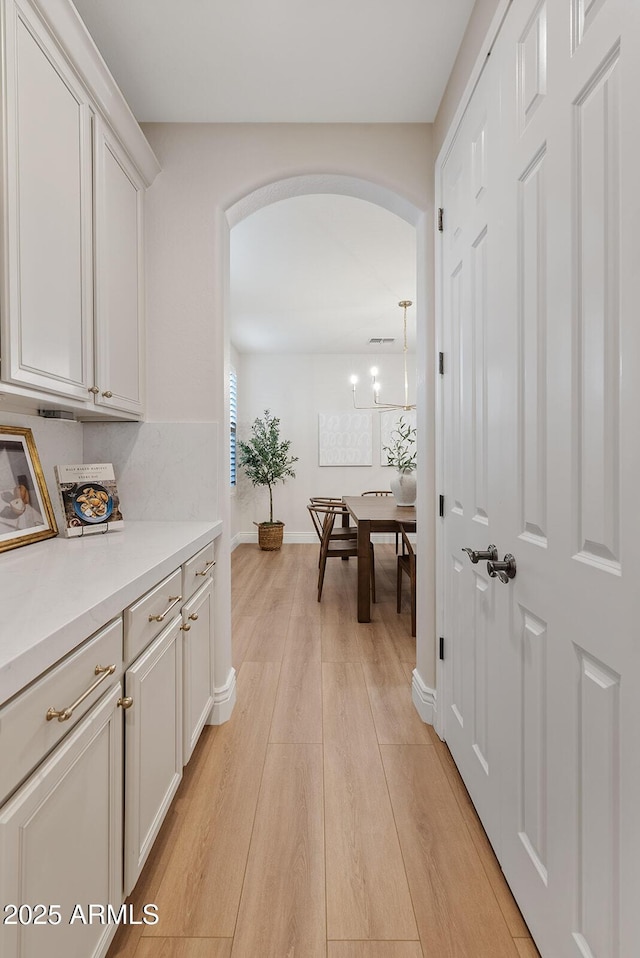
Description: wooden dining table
342,496,417,623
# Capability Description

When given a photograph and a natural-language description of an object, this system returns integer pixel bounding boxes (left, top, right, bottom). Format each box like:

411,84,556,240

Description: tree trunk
268,484,273,523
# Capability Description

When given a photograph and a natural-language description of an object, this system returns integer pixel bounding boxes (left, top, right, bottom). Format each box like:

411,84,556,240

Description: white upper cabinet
2,0,94,400
0,0,160,419
93,117,145,416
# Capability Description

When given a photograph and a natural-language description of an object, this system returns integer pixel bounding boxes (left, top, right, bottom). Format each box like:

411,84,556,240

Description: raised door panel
440,48,504,853
1,0,93,400
0,685,123,958
182,578,214,764
93,117,144,416
124,617,182,895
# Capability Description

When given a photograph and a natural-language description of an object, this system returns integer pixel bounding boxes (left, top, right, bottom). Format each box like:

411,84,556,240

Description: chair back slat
398,522,416,556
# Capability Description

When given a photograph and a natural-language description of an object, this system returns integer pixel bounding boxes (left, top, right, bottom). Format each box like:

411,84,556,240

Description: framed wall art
0,425,58,552
318,412,373,466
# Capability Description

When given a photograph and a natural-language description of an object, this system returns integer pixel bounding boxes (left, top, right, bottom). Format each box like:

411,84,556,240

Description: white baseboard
208,667,237,724
412,668,437,727
232,531,398,547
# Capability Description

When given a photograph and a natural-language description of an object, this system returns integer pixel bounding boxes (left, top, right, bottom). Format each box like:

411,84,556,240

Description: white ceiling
230,194,416,355
70,1,471,355
71,0,475,123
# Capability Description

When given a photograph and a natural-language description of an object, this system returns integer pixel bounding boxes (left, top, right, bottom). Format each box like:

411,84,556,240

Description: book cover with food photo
54,463,123,537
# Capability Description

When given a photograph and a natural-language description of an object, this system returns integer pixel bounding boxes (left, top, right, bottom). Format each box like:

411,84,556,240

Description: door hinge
439,636,445,661
438,351,444,375
438,207,444,232
439,494,445,518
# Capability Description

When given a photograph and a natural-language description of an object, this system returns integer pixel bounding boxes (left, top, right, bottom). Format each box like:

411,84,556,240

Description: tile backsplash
0,412,218,531
83,421,218,521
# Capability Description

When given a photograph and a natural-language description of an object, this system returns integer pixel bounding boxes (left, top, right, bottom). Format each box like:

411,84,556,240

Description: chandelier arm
349,299,416,412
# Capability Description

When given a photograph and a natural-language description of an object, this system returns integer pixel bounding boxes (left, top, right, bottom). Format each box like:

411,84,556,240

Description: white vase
390,469,416,506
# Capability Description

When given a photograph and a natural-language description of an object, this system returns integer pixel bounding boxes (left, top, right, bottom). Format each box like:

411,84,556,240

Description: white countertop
0,520,223,705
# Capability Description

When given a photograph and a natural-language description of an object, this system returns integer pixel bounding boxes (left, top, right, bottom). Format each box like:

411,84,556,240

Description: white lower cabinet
182,578,214,764
0,684,124,958
123,616,182,895
0,535,218,954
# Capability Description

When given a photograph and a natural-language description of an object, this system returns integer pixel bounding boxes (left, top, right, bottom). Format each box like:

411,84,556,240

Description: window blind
230,367,238,487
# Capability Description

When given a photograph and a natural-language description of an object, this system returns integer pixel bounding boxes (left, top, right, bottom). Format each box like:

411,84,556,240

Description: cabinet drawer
182,542,215,601
124,568,182,666
0,617,123,805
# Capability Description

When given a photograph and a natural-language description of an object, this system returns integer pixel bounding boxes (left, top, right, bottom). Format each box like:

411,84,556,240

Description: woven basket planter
255,521,284,551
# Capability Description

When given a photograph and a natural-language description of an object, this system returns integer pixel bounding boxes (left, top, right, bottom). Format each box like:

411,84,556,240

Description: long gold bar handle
148,595,182,623
195,560,216,577
46,665,117,722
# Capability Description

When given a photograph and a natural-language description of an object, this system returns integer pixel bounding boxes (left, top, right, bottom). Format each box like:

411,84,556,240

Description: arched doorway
221,173,436,726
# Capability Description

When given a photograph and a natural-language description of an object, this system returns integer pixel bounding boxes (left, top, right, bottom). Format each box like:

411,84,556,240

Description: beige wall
141,122,435,696
142,123,432,424
232,352,416,539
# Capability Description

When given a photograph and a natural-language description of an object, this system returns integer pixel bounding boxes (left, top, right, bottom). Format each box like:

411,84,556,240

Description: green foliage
383,416,417,473
237,410,298,523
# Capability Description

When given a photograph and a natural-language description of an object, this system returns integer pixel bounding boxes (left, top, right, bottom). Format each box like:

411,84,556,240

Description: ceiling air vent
368,337,395,344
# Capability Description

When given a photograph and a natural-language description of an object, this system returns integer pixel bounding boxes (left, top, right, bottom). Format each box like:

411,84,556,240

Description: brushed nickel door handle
462,545,498,564
487,554,517,583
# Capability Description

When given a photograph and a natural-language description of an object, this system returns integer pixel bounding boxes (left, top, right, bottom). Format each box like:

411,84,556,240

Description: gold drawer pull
102,390,113,398
195,560,216,577
188,612,199,622
88,385,99,395
148,595,182,623
46,665,116,722
180,623,191,632
118,696,133,709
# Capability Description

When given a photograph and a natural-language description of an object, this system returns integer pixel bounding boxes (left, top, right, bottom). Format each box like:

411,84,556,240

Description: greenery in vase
237,409,298,524
383,416,417,473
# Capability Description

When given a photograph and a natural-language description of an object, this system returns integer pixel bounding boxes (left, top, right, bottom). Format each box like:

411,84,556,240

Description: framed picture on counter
0,425,58,553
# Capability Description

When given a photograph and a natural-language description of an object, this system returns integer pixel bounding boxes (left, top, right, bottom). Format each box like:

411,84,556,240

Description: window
230,366,238,487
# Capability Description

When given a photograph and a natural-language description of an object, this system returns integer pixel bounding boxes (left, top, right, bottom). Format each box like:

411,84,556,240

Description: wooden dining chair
307,502,376,603
397,522,416,636
308,497,357,548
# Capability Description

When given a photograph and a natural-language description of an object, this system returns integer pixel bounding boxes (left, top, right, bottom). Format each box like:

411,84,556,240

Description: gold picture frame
0,425,58,553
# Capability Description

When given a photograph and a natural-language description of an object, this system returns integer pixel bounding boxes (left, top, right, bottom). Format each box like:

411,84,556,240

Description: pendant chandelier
350,300,415,411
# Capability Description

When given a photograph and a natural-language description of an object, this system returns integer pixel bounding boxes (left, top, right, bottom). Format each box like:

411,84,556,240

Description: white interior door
440,1,640,955
440,48,505,852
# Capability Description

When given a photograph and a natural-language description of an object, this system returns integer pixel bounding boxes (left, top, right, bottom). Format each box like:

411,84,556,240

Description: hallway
107,544,540,957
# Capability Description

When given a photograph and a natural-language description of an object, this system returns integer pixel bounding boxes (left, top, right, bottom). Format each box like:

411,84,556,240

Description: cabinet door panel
124,617,182,894
93,117,144,416
182,578,214,763
2,0,93,399
0,685,123,958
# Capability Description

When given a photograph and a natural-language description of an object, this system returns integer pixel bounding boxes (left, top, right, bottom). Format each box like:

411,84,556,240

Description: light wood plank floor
107,544,541,958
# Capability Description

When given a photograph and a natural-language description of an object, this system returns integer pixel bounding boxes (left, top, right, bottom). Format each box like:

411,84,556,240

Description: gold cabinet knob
188,613,199,622
180,623,191,632
117,696,133,709
102,390,113,398
88,386,99,394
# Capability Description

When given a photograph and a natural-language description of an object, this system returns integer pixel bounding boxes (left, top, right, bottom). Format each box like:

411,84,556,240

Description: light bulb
350,375,358,386
373,381,381,393
370,366,379,377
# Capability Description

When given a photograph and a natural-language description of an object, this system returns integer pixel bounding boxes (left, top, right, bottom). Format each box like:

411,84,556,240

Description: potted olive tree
383,415,417,506
238,409,298,550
